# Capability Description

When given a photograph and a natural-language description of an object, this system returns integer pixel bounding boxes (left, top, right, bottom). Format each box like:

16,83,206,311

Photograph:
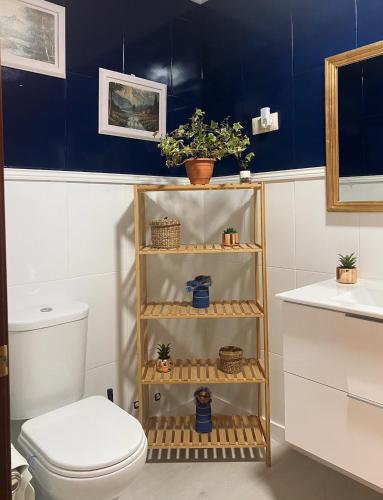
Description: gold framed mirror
326,41,383,212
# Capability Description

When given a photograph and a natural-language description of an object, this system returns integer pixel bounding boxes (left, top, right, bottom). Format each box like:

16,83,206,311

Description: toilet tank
9,301,89,420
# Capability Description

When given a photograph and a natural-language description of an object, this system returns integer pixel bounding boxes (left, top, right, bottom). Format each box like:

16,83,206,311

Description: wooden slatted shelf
142,358,265,385
134,183,271,464
136,183,262,192
141,300,263,319
145,415,266,449
139,243,262,255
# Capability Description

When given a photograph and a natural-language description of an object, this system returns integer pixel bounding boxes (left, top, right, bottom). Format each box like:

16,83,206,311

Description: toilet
9,301,147,500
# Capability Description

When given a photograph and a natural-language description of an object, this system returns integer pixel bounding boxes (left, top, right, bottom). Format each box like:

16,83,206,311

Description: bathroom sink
335,287,383,308
276,278,383,320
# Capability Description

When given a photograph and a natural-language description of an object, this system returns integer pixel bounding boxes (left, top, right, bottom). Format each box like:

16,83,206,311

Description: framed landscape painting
99,68,167,141
0,0,66,78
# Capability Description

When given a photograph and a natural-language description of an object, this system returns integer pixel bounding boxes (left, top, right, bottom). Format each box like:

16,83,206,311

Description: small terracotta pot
156,358,173,373
185,158,215,185
336,267,357,284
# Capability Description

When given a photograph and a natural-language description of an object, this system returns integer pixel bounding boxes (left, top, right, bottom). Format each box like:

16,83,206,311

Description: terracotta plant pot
156,358,173,373
336,267,357,284
185,158,215,185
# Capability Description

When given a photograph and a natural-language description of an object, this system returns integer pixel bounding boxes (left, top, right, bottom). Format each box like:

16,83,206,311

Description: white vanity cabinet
282,302,383,492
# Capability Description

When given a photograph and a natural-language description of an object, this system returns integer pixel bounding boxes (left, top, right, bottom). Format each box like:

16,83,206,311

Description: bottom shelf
145,415,266,449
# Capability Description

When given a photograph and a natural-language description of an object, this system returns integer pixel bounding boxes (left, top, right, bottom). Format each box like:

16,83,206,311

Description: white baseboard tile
4,166,326,185
4,168,189,185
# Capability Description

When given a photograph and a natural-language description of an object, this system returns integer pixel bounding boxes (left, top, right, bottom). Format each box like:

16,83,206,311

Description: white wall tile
265,181,295,269
359,213,383,279
267,267,296,355
84,362,119,403
145,191,204,244
270,352,285,426
295,179,359,273
204,189,253,246
5,181,67,286
67,183,131,277
296,270,333,288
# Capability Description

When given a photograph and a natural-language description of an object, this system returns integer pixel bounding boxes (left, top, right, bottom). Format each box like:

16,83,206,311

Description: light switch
252,112,279,135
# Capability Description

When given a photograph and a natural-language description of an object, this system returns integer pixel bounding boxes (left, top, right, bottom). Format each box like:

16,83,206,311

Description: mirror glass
338,55,383,202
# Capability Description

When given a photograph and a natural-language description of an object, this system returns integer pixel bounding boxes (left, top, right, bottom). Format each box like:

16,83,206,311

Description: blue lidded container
186,276,212,309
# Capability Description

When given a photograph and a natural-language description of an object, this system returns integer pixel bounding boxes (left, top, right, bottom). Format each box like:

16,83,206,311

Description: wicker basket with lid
219,346,243,374
150,216,181,249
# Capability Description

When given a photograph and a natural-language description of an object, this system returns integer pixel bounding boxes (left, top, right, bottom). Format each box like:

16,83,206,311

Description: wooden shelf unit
134,183,271,465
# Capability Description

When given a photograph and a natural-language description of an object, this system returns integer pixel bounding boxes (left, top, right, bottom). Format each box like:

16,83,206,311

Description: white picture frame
98,68,167,142
0,0,66,78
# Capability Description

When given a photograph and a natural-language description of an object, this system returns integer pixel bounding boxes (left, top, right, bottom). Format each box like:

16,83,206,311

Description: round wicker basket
150,217,181,249
219,345,243,374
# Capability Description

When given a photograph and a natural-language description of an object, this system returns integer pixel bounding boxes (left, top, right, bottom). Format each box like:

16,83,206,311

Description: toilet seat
19,396,147,479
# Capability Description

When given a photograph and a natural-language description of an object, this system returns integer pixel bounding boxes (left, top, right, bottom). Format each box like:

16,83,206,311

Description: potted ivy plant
156,343,173,373
336,253,357,284
158,109,253,185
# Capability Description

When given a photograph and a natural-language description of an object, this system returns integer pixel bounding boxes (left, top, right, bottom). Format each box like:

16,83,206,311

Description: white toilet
9,301,147,500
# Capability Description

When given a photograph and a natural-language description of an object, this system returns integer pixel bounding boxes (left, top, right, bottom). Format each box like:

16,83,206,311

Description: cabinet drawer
285,372,383,490
283,303,383,404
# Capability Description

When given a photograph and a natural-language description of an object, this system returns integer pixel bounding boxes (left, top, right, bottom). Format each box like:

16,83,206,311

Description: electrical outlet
252,112,279,135
154,393,161,401
133,400,139,409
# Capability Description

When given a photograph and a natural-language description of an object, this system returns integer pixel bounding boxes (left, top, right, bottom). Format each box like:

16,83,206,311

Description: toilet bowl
18,396,147,500
9,301,147,500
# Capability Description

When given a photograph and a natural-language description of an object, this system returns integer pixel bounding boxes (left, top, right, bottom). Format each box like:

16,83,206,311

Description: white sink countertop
276,278,383,320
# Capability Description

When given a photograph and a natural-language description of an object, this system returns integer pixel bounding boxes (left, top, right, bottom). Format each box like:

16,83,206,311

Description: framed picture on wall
0,0,66,78
98,68,167,141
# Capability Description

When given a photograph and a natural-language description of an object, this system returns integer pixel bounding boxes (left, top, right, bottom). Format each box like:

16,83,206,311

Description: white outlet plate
252,112,279,135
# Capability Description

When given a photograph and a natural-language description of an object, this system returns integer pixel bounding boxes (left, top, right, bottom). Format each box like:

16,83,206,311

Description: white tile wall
5,180,136,412
267,267,295,356
6,174,383,433
67,183,130,277
269,352,285,426
295,180,359,274
265,181,295,269
359,213,383,280
5,181,68,286
295,270,333,288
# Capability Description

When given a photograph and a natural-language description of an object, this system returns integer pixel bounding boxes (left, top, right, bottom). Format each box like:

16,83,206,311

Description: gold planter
336,267,357,284
222,233,239,247
156,358,174,373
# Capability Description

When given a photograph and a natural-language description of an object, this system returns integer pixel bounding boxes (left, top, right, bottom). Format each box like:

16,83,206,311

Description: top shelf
136,183,262,192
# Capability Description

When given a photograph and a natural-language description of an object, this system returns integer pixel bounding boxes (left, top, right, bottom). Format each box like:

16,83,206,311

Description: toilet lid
19,396,145,473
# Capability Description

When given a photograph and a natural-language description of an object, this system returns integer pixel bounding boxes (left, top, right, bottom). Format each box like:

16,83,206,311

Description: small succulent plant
338,253,357,269
223,227,238,234
156,343,171,360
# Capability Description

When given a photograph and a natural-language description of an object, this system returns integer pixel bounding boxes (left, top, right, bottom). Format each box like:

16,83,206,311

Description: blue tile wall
2,0,201,176
201,0,383,175
2,68,66,170
3,0,383,175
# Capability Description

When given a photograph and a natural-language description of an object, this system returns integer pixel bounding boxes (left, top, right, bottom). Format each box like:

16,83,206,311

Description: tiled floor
123,441,383,500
